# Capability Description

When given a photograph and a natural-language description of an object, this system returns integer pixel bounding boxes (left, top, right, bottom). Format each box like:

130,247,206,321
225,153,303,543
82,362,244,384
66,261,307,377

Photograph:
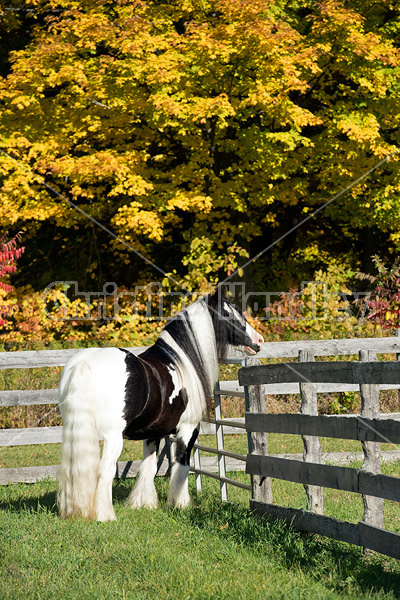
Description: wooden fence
238,350,400,560
1,337,400,559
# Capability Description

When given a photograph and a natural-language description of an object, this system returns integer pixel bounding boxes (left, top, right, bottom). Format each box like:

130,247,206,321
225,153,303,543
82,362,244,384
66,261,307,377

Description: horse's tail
57,355,100,519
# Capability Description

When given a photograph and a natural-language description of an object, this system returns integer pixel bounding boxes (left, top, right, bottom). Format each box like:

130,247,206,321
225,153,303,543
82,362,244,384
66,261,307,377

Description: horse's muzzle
246,332,264,355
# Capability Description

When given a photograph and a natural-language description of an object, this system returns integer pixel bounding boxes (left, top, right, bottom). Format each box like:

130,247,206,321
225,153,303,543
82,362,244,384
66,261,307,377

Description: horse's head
206,286,264,360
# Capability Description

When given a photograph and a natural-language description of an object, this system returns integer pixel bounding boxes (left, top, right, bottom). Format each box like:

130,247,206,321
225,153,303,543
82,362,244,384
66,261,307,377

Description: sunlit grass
0,476,399,600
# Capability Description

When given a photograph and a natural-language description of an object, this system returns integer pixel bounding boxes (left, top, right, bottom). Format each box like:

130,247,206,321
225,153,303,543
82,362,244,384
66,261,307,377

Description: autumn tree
0,0,399,294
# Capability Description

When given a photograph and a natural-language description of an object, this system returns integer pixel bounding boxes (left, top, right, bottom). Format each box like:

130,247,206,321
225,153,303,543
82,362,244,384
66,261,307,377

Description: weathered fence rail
238,351,400,560
241,360,400,385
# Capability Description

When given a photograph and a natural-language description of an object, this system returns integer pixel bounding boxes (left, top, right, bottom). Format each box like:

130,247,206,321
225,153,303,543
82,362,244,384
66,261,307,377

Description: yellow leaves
0,282,164,346
0,191,63,225
348,30,398,67
10,95,38,110
190,94,236,127
53,153,120,180
1,0,400,294
310,0,399,70
47,151,153,200
336,113,381,147
114,202,165,243
167,191,213,213
110,174,153,198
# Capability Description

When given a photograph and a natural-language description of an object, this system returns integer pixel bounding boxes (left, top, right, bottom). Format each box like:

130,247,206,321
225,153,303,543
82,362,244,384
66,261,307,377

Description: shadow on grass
179,495,400,599
0,478,160,517
0,489,58,515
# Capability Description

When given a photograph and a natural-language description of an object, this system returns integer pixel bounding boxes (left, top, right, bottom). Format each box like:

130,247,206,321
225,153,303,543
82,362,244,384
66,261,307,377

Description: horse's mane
158,287,244,414
160,297,219,414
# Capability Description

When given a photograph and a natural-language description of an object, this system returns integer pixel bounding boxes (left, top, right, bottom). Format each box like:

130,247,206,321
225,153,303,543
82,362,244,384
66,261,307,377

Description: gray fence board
0,347,148,370
3,383,400,409
4,384,400,409
3,385,400,409
262,383,400,394
250,500,400,560
358,522,400,559
2,416,399,449
246,455,400,502
0,455,247,485
239,361,400,386
0,389,58,407
0,464,61,484
0,426,63,446
254,337,400,359
250,500,361,546
3,451,399,486
222,381,400,395
0,420,246,448
1,337,400,370
245,413,400,444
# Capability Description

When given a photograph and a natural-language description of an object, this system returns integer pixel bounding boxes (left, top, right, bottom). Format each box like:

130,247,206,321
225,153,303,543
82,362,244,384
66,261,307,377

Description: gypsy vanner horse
57,287,264,521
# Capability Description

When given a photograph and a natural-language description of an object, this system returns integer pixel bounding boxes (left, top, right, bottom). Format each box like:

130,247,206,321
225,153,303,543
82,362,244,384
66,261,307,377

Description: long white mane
158,297,219,424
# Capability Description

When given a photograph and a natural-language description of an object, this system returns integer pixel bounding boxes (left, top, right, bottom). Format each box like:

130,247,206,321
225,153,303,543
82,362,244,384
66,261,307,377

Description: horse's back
59,347,128,432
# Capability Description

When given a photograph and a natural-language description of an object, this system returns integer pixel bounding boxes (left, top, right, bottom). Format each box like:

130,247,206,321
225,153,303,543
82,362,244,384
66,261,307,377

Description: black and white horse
57,287,263,521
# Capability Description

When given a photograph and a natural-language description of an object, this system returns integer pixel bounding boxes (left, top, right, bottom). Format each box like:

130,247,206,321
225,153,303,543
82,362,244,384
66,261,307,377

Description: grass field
0,436,399,600
1,432,399,530
1,475,400,600
1,354,399,598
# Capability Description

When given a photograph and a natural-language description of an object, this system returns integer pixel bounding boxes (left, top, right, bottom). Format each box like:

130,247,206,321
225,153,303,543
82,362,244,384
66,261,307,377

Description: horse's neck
159,301,219,395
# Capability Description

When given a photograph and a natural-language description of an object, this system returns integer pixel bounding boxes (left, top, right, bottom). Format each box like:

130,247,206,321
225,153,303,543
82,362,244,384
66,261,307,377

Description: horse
57,286,264,521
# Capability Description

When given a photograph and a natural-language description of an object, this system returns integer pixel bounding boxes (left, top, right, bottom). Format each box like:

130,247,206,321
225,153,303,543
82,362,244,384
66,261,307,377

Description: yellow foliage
167,191,213,213
0,0,399,292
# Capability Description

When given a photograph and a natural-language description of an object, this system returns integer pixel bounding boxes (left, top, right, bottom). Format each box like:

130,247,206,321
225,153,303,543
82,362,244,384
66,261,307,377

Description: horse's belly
123,392,187,440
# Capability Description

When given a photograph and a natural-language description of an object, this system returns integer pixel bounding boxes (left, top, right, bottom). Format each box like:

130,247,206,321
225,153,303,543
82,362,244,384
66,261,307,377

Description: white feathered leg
168,423,199,508
95,431,124,522
126,440,159,509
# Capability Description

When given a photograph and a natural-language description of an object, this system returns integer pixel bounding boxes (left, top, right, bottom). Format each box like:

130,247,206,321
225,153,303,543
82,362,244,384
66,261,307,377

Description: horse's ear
208,284,228,307
219,284,229,300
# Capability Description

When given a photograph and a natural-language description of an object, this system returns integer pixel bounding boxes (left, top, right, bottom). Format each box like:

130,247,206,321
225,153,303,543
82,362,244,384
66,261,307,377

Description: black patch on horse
120,346,188,440
163,311,212,405
119,348,148,420
175,428,199,466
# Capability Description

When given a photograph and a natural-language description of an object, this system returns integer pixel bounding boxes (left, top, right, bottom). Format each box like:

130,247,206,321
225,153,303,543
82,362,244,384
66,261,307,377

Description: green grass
0,476,400,600
1,354,399,597
204,464,400,534
1,434,399,534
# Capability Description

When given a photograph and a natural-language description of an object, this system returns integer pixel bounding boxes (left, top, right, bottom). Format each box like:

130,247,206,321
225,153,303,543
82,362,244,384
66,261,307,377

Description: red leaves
354,255,400,330
0,232,24,328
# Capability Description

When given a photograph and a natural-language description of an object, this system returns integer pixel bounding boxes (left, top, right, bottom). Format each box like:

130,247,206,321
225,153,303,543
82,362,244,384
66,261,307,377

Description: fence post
359,349,384,529
245,356,273,505
214,380,228,502
193,442,202,492
298,350,324,514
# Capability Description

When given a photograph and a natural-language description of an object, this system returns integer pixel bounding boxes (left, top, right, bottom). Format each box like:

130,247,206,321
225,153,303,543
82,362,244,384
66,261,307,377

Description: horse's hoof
96,511,117,522
167,497,191,509
125,497,158,510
